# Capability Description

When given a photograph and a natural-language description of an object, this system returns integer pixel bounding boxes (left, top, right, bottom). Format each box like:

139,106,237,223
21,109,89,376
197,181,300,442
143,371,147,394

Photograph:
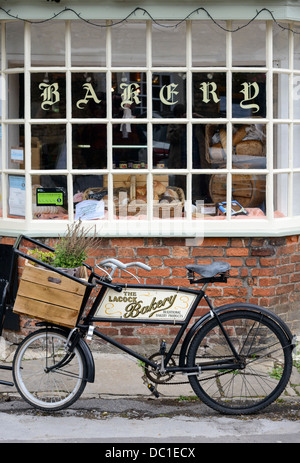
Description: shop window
0,18,299,235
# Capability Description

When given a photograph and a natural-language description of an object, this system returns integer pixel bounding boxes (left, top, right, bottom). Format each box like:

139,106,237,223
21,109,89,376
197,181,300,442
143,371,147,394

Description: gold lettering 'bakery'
123,294,177,318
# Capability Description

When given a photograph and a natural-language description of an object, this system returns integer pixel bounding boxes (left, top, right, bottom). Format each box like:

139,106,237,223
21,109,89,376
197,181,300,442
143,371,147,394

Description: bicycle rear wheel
187,309,293,414
13,328,87,411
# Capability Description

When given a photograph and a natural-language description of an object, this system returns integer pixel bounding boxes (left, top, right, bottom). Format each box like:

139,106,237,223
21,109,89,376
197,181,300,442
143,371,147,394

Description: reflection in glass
274,124,289,169
31,125,66,169
274,73,289,119
274,173,288,218
72,73,106,118
71,21,106,67
31,73,66,119
73,174,107,220
6,22,24,68
152,122,186,169
152,22,186,67
293,173,300,216
72,124,107,169
232,21,266,66
111,22,146,66
112,72,147,118
31,175,68,220
31,22,65,66
192,21,226,66
293,125,300,168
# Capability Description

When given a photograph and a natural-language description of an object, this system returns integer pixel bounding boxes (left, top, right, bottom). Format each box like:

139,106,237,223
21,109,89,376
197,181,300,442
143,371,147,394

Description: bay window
0,18,300,236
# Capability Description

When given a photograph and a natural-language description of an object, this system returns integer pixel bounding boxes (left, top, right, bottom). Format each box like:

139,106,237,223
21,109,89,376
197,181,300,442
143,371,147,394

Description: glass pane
274,123,289,169
6,22,24,68
71,20,106,67
112,123,147,169
293,76,300,119
8,74,24,119
152,73,186,118
31,22,65,66
152,22,186,67
152,123,186,169
294,25,300,71
209,173,266,212
111,21,146,66
31,73,66,119
232,73,266,118
153,174,185,219
32,175,68,220
31,125,66,169
274,73,289,119
112,174,140,218
232,21,266,66
72,73,106,118
192,174,216,215
192,21,226,66
193,72,226,118
273,24,289,68
232,123,266,169
274,173,288,218
293,124,300,168
7,124,25,169
293,173,300,216
0,175,2,217
8,174,25,218
73,174,107,221
72,124,107,169
112,72,146,118
199,124,226,169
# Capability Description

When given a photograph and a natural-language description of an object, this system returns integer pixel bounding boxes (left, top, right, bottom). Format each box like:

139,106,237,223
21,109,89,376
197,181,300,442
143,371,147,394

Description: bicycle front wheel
13,328,87,411
187,309,293,415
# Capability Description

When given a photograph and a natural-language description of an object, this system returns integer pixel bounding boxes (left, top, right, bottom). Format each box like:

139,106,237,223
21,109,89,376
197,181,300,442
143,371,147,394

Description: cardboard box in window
13,261,87,328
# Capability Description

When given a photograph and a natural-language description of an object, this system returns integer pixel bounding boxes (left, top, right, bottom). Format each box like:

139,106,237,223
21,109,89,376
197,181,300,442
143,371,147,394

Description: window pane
232,73,266,118
274,173,288,218
293,173,300,215
232,123,266,169
274,123,289,169
72,124,107,169
31,125,66,169
73,174,107,221
112,123,147,169
152,123,186,169
8,74,24,119
273,24,289,68
193,72,226,118
274,73,289,119
111,21,146,66
152,22,186,67
232,21,266,66
8,174,25,218
71,20,106,67
32,175,68,220
192,174,215,213
72,73,106,118
7,124,25,169
294,25,300,71
152,73,186,117
31,22,65,66
293,125,300,168
31,73,66,119
293,76,300,119
112,72,146,118
6,22,24,68
153,174,185,219
192,21,226,66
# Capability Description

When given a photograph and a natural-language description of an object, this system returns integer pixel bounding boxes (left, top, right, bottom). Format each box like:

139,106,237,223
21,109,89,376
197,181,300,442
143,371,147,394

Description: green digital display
36,188,64,206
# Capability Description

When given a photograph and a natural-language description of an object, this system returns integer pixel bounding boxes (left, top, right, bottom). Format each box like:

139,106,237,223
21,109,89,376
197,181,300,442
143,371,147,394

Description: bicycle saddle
186,261,231,278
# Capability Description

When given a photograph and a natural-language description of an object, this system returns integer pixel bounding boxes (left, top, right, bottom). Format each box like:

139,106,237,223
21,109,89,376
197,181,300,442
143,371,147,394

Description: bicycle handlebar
97,258,151,272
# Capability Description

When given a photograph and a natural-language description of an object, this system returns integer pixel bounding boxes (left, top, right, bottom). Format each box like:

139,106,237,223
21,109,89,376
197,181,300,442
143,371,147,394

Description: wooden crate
13,262,87,328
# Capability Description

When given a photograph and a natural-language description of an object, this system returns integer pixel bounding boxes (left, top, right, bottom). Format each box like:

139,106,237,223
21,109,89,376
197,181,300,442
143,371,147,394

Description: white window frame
0,18,300,238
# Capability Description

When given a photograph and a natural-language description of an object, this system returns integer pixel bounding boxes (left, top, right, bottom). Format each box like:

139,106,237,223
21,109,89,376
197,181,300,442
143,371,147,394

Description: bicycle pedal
148,383,160,398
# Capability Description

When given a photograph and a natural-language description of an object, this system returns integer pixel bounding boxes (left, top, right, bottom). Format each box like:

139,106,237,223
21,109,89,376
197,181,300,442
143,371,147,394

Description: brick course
3,234,300,354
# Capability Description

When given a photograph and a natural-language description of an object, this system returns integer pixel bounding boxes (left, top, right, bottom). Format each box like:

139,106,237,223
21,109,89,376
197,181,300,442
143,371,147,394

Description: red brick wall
3,235,300,353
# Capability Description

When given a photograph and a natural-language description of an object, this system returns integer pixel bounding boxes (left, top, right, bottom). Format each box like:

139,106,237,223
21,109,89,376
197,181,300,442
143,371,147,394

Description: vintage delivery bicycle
0,235,296,415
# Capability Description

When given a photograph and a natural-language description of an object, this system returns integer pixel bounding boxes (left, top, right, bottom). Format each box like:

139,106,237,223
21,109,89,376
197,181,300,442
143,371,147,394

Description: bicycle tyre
187,309,293,415
13,328,87,412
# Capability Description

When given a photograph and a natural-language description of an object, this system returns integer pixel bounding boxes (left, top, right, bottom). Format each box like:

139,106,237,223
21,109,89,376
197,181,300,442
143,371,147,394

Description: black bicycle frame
79,281,243,375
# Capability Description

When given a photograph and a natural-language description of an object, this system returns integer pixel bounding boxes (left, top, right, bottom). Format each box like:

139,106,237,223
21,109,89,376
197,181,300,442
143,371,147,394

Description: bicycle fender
35,322,95,383
179,302,295,367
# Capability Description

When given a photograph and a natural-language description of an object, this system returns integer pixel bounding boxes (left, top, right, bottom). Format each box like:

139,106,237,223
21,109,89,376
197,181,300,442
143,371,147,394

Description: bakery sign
38,77,264,113
95,287,197,321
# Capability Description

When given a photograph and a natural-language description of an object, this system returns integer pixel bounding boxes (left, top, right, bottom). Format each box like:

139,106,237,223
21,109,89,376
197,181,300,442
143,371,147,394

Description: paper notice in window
75,200,105,220
9,175,26,217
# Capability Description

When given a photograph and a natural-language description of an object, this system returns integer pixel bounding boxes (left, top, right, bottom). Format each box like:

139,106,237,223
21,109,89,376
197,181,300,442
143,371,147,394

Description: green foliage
27,249,55,265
